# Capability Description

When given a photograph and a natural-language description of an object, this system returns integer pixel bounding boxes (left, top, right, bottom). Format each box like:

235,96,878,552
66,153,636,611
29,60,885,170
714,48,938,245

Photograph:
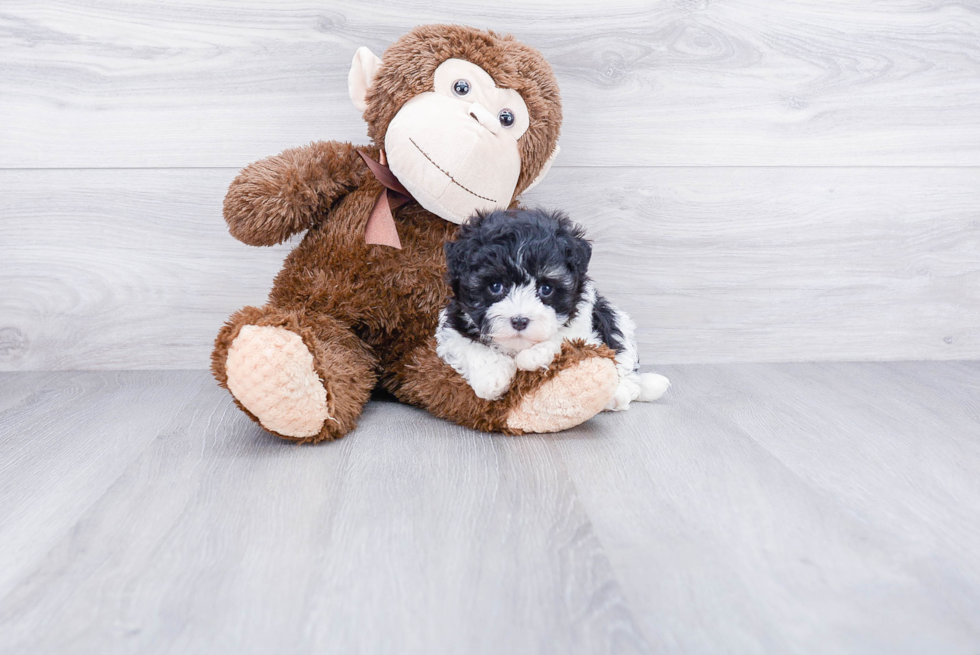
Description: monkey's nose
469,103,500,135
510,316,530,332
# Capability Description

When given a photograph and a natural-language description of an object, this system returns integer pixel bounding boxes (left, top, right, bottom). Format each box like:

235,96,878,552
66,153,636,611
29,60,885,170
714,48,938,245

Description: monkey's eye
453,79,471,96
498,109,516,128
488,282,505,295
538,283,554,298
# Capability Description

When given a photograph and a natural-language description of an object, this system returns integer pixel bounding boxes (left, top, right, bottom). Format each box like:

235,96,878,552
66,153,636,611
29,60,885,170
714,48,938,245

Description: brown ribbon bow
357,149,415,250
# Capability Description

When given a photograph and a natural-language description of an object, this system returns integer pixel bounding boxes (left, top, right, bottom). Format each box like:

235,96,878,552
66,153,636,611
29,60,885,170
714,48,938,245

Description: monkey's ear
348,47,383,113
521,143,560,194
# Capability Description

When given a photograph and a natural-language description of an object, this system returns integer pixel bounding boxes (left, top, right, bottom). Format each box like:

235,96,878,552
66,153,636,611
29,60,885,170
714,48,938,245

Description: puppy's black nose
510,316,530,332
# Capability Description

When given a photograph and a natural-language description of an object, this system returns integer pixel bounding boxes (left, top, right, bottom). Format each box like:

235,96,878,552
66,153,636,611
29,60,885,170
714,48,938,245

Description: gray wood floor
2,363,979,654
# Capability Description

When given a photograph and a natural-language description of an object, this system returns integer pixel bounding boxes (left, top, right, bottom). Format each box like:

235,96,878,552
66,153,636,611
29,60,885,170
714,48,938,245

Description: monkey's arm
222,141,371,246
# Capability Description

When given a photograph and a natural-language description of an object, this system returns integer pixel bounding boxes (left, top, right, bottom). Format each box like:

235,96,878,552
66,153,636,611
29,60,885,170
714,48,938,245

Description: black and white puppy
437,208,669,409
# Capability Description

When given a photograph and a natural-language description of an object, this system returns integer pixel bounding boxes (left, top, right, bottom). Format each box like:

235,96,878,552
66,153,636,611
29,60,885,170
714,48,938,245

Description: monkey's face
349,27,561,226
384,59,530,224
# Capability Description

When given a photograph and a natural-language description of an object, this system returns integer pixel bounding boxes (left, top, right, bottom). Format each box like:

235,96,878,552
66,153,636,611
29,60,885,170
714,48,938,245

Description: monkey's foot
225,325,330,438
505,355,618,433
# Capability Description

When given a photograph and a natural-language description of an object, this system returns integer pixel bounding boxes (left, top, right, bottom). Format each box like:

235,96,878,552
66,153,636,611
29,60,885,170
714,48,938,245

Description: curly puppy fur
212,25,616,442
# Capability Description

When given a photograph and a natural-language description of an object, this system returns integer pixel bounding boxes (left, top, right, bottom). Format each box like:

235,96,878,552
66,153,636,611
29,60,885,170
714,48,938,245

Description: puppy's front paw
467,357,518,401
514,342,561,371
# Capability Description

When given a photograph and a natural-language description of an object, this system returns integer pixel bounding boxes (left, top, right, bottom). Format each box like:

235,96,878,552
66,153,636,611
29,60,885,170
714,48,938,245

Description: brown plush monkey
211,24,620,443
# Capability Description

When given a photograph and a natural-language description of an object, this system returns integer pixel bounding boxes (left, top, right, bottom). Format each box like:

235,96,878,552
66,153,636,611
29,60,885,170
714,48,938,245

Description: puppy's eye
498,109,515,128
453,79,471,96
538,283,554,297
488,282,504,295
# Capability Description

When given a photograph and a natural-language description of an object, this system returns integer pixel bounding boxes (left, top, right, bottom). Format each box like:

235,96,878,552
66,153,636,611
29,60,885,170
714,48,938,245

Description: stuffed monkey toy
211,24,621,443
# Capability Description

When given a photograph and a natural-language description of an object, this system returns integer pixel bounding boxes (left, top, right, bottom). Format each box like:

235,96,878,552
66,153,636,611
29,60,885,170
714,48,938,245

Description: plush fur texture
437,209,670,410
212,25,619,443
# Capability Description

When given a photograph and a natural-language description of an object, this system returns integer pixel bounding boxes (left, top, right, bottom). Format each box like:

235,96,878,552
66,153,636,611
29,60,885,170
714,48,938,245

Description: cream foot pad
225,325,330,438
506,356,618,433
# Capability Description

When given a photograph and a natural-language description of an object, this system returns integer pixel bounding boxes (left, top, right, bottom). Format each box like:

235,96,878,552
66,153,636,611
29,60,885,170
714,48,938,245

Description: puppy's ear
444,237,475,295
551,212,592,275
566,236,593,275
444,240,462,298
444,239,466,277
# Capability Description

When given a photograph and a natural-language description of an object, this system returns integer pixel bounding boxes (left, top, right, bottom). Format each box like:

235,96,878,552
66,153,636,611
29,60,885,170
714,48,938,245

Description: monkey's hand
223,141,370,246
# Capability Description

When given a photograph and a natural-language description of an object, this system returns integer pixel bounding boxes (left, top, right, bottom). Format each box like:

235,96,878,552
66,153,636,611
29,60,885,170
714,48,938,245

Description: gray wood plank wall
2,1,979,369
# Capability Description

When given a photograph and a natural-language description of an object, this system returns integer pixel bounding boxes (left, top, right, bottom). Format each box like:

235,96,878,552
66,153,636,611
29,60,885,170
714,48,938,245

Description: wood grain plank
3,0,980,167
2,365,979,653
0,371,210,599
0,374,651,655
555,362,980,654
2,166,978,369
563,166,980,363
0,168,285,370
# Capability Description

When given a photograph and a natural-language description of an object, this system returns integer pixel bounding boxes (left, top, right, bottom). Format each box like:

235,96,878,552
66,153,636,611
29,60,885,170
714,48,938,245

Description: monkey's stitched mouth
409,138,497,204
